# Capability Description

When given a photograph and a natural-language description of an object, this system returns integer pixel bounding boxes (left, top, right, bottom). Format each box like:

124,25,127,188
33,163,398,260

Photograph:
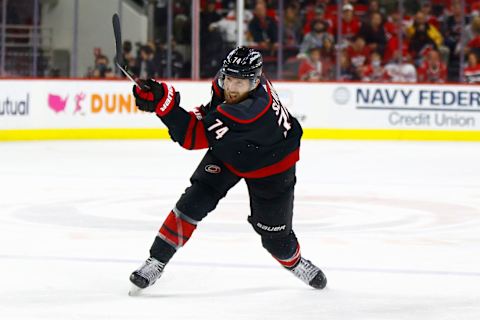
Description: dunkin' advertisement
0,80,211,130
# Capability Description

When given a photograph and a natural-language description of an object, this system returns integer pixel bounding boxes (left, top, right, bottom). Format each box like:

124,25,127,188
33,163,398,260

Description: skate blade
128,284,143,296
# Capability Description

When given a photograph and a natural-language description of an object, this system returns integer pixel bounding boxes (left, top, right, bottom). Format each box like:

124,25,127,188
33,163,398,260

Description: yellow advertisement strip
0,129,171,141
1,128,480,142
302,129,480,141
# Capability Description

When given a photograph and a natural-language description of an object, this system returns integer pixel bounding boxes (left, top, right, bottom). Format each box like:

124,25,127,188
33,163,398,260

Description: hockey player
129,46,327,293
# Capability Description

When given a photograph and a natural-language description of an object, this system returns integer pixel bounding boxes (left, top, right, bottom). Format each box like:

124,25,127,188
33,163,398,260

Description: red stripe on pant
274,244,301,269
158,210,197,248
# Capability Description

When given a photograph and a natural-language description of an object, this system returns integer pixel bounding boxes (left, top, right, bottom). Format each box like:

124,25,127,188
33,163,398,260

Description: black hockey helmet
219,46,263,90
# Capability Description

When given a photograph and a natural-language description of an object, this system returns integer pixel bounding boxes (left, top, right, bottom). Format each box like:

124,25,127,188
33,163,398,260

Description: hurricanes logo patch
205,164,221,174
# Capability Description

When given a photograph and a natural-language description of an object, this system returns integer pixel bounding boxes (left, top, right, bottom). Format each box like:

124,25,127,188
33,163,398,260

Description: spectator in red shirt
361,51,386,82
333,3,362,45
346,36,371,70
298,47,331,81
465,15,480,56
417,49,447,83
464,51,480,83
384,11,412,38
383,26,410,64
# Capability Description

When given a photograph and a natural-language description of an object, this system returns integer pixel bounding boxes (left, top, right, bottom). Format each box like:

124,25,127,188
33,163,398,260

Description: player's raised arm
132,79,211,150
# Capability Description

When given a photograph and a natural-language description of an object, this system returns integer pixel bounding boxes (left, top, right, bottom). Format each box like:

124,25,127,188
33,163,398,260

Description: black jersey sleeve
158,105,210,150
154,75,223,149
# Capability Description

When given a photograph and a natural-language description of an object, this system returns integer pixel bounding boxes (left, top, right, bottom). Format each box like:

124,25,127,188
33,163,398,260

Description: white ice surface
0,139,479,319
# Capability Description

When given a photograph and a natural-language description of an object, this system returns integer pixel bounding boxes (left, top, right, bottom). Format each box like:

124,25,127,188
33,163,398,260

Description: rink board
1,79,480,141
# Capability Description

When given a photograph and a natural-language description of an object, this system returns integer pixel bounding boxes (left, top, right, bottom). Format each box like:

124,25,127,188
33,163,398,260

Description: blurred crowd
88,0,480,83
86,40,185,79
285,0,480,83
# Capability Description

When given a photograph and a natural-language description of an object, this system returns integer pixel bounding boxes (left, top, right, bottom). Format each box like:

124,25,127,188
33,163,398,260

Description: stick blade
111,12,150,91
112,13,124,66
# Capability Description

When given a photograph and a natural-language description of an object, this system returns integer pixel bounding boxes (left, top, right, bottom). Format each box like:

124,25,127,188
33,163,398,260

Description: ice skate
129,257,166,295
289,257,327,289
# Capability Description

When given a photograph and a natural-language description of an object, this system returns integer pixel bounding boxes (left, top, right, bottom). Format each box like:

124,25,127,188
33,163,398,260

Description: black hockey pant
150,151,300,267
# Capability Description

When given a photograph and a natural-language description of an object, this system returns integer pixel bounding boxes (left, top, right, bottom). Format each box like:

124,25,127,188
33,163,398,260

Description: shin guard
157,209,198,249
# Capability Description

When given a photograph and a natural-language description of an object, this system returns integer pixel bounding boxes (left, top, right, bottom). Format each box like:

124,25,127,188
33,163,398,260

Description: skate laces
136,257,165,282
291,258,320,284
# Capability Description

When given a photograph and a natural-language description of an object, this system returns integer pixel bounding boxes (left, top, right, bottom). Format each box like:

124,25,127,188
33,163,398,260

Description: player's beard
224,90,249,104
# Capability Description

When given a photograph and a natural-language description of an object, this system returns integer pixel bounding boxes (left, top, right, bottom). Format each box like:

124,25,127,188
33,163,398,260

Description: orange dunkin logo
91,93,140,114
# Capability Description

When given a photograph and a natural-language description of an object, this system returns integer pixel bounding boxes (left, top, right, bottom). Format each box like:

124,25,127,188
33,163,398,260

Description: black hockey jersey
159,76,303,178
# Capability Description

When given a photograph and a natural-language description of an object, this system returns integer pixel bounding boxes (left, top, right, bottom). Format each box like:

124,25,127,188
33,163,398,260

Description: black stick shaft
112,13,150,90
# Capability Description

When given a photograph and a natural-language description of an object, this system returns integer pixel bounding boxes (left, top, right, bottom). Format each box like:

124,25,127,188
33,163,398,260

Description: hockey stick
112,13,150,90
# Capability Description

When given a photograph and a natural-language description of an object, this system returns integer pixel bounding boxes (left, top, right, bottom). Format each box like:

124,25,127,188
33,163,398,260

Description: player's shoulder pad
217,86,272,124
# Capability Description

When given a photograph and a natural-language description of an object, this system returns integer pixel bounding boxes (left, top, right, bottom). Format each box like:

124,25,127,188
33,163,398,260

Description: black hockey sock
261,231,301,269
273,243,301,269
149,236,177,264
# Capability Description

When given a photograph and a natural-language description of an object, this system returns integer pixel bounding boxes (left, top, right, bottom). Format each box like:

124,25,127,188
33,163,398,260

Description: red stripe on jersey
182,112,197,149
223,148,299,179
274,244,301,268
158,211,197,247
216,83,273,124
192,120,209,149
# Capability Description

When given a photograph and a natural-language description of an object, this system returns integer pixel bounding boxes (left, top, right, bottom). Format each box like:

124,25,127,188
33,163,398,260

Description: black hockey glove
133,79,178,117
192,104,207,120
